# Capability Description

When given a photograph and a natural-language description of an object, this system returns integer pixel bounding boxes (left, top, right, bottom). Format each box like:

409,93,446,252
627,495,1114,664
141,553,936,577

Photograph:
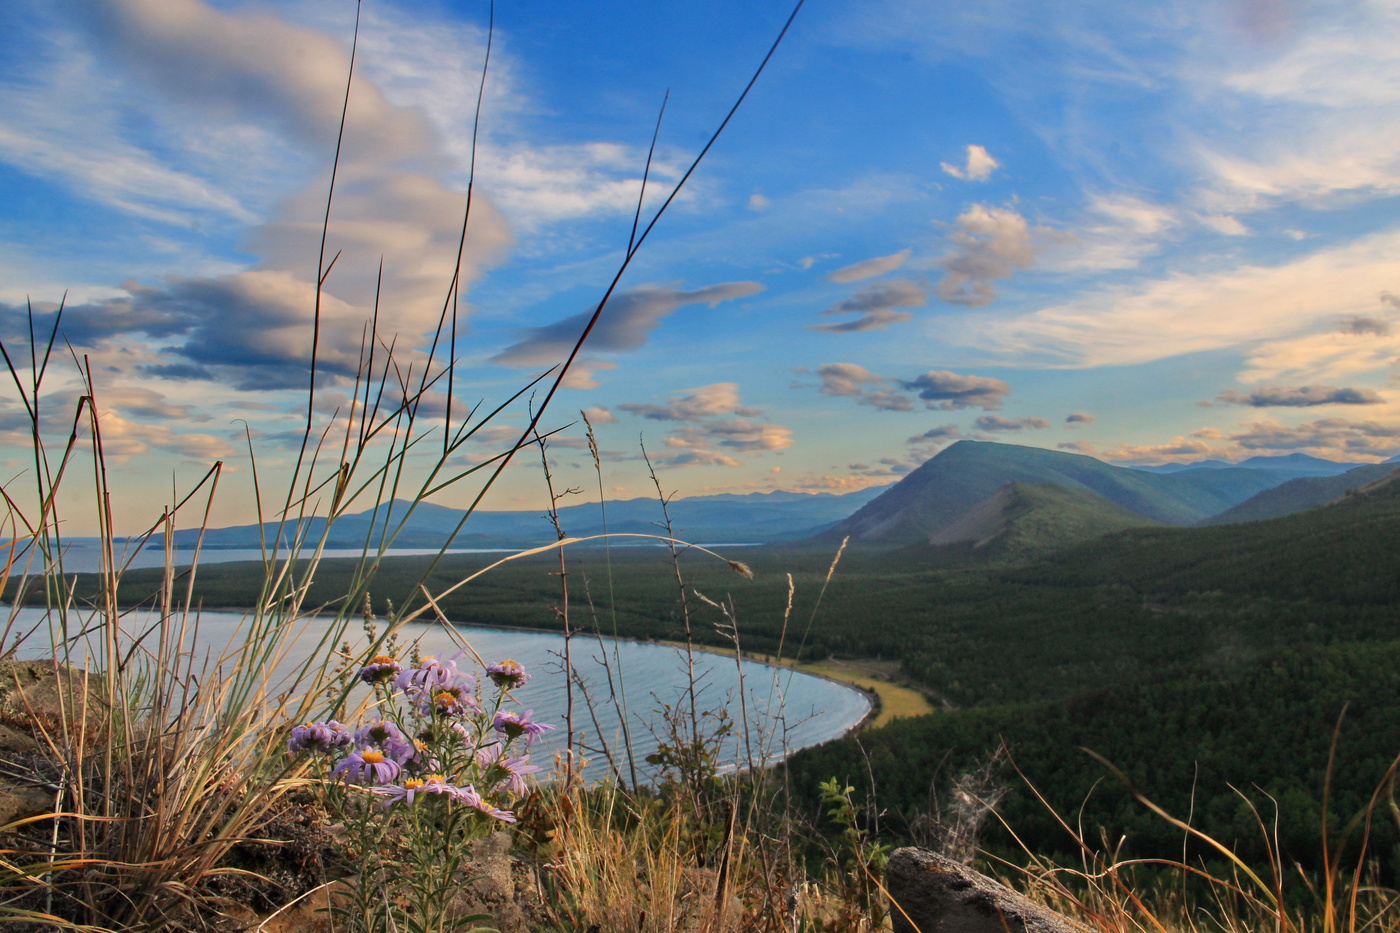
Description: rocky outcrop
0,657,109,751
0,658,108,827
885,848,1080,933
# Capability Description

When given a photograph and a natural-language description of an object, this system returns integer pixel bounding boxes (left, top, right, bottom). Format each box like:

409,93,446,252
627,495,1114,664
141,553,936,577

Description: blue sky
5,0,1400,532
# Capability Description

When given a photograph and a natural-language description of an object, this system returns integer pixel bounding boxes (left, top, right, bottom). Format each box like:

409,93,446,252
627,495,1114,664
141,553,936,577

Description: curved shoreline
53,603,881,749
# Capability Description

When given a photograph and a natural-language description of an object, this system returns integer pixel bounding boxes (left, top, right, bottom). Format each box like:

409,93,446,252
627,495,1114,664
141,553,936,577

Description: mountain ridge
817,440,1301,545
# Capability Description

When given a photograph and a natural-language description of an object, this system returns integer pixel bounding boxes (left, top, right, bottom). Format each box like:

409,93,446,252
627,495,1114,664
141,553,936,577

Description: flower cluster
288,652,548,825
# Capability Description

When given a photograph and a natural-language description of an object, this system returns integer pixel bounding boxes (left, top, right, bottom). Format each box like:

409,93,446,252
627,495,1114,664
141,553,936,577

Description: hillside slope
927,482,1161,557
1200,462,1398,525
818,441,1291,544
1012,463,1400,602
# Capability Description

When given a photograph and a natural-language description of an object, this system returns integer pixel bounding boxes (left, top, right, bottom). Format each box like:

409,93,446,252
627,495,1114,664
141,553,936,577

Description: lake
4,607,870,784
41,544,512,575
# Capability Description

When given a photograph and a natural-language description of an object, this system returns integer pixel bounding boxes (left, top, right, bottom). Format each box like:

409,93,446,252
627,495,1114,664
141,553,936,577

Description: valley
36,439,1400,874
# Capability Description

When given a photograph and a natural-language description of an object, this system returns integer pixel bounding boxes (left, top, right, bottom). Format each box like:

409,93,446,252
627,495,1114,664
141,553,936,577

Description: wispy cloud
619,383,759,421
825,249,912,283
491,281,764,388
811,279,925,333
940,144,1000,181
908,424,959,442
620,382,792,467
973,228,1400,369
974,414,1049,431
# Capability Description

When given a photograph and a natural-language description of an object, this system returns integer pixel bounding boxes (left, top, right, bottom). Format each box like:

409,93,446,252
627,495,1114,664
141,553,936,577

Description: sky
5,0,1400,533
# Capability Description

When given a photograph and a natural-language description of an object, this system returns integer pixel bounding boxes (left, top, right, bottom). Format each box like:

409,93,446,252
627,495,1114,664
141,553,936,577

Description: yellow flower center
425,774,447,785
370,655,396,665
404,778,425,789
362,750,386,764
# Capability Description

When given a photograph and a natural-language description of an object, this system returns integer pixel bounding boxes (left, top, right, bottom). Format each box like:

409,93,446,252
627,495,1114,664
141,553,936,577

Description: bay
4,607,870,783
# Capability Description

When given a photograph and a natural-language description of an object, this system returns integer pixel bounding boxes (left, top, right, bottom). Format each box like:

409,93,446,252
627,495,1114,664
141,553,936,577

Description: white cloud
666,420,795,453
940,144,1000,181
620,383,759,421
973,227,1400,368
621,382,792,466
1,0,517,394
1239,328,1400,386
813,362,914,411
1038,194,1179,273
825,249,912,283
72,409,237,464
935,204,1050,306
581,406,618,426
1199,214,1249,236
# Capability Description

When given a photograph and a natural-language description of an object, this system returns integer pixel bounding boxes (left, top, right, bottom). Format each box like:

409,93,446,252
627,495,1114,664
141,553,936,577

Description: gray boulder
886,847,1081,933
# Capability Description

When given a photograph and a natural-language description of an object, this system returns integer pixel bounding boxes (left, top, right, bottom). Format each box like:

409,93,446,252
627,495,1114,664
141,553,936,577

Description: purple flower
287,720,352,755
375,774,463,807
486,659,529,690
353,720,415,763
477,743,542,797
394,654,472,695
332,748,402,785
359,655,402,685
417,678,481,718
492,709,555,746
458,784,517,823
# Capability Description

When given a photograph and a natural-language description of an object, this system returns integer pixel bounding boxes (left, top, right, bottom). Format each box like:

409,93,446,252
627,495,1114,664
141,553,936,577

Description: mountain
926,482,1161,557
1200,462,1400,526
1011,461,1400,602
817,440,1296,545
1128,459,1236,474
1127,452,1367,477
150,485,891,551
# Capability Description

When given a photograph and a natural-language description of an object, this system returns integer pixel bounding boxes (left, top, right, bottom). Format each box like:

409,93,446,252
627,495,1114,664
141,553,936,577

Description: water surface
5,607,869,782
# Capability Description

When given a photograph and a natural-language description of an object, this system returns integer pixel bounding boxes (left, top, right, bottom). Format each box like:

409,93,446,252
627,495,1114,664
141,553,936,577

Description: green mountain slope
819,441,1292,544
927,482,1161,558
1013,464,1400,602
1199,462,1398,525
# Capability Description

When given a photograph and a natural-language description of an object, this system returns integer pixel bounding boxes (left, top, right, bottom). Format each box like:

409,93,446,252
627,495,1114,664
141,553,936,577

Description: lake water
46,542,758,574
42,544,511,575
3,607,870,784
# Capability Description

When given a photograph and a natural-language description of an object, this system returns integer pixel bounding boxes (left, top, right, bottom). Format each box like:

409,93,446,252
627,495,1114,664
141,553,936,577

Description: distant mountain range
1198,461,1398,525
133,441,1400,556
1122,452,1380,476
146,485,890,551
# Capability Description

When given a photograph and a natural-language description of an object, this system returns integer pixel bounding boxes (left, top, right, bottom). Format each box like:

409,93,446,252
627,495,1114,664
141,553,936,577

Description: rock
885,847,1079,933
0,658,108,749
0,783,51,827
